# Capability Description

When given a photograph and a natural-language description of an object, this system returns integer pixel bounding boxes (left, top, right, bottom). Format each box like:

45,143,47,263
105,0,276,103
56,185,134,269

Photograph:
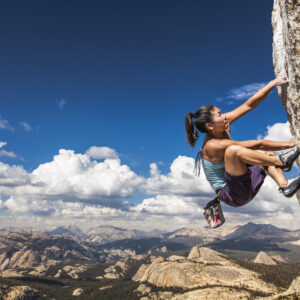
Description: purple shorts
219,165,266,207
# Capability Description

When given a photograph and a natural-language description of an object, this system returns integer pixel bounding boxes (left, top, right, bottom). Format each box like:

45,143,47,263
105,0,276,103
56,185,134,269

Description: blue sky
0,0,297,231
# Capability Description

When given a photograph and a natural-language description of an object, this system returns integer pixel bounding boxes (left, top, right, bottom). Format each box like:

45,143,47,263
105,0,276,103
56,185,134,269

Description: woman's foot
279,176,300,198
277,146,300,172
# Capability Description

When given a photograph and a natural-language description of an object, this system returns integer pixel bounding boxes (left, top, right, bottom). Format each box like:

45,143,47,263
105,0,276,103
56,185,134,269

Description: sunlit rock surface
254,251,277,265
272,0,300,203
133,247,278,297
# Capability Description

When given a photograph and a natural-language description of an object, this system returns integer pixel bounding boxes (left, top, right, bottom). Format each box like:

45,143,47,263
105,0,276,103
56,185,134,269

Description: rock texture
172,287,252,300
72,288,84,296
264,276,300,299
54,264,90,279
0,285,39,300
272,0,300,203
133,247,278,296
0,230,100,270
104,257,132,279
0,269,24,278
254,251,277,265
133,246,300,300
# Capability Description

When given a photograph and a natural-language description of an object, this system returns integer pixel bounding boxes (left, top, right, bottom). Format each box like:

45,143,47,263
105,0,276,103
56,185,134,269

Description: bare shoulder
202,139,224,161
204,139,221,150
203,138,236,161
205,138,232,151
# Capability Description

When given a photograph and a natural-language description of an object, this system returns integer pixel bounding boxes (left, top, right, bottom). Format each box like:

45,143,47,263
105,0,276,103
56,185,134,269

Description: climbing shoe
277,146,300,172
279,176,300,198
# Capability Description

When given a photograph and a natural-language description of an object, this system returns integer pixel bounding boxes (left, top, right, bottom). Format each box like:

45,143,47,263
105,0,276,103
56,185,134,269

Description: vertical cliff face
272,0,300,203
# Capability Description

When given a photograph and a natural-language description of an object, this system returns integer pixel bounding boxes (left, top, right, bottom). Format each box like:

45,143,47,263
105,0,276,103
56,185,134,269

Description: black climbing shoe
279,176,300,198
277,146,300,172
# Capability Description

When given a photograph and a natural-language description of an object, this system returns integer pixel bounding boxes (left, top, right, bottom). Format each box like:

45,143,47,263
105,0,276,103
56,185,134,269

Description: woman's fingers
289,136,296,147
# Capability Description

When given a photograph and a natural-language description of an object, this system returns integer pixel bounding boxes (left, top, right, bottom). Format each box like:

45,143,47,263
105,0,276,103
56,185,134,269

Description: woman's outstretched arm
224,72,288,124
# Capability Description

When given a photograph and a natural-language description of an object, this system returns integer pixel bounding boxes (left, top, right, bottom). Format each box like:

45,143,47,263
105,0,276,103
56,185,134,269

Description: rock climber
185,73,300,208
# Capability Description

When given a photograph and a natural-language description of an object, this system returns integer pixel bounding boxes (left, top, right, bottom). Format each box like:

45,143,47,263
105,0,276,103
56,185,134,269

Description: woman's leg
262,151,288,188
224,145,283,176
266,166,287,188
262,151,300,197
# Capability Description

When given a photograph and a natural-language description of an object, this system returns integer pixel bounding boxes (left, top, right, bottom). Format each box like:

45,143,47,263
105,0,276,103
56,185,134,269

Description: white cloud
20,122,32,132
133,195,203,216
0,150,17,158
0,132,299,231
85,146,118,160
142,155,213,198
217,82,266,104
257,121,291,141
0,116,14,131
0,162,30,187
0,149,143,216
0,142,23,160
57,98,66,110
0,142,7,149
0,142,19,159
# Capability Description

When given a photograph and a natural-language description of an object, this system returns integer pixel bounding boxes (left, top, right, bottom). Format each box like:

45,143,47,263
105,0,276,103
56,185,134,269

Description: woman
185,73,300,207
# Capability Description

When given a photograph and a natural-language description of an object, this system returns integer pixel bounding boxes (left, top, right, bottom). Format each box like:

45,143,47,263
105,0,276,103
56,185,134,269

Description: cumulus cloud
0,149,143,216
0,116,14,131
0,162,31,187
20,121,32,132
257,121,291,141
142,156,214,198
133,195,203,217
0,131,299,231
85,146,118,160
216,82,266,104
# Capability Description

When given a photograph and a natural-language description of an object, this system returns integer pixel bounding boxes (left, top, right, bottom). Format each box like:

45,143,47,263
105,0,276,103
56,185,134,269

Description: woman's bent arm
215,138,295,152
238,139,294,151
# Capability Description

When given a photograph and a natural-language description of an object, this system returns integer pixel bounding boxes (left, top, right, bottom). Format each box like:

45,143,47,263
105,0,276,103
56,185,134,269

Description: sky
0,0,299,231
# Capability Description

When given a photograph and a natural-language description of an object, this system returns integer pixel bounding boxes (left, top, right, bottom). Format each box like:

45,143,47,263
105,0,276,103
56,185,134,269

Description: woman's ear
205,122,213,132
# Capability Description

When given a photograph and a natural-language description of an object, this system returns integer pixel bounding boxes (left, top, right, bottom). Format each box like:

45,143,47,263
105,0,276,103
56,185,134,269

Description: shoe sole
283,181,300,198
278,151,300,172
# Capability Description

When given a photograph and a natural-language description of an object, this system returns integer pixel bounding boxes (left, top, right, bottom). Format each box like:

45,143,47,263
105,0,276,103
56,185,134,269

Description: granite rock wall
272,0,300,203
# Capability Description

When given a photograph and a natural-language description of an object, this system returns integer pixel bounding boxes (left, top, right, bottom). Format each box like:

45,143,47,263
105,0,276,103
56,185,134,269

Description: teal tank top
201,156,226,190
194,133,231,191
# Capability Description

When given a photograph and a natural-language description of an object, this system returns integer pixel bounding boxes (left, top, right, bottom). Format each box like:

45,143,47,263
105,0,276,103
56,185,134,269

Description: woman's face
210,107,228,132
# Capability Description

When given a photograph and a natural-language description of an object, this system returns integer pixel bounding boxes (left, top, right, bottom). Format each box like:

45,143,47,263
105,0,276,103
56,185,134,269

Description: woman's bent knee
224,145,244,158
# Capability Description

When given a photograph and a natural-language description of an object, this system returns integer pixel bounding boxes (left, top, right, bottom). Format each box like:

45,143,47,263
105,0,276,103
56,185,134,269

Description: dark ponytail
185,112,198,147
185,105,214,147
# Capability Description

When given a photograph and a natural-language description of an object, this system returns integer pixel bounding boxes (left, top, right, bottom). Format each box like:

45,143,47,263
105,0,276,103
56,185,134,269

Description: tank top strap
194,150,202,177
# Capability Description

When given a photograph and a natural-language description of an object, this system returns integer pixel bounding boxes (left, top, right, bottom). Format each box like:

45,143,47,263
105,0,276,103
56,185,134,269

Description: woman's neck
209,131,227,139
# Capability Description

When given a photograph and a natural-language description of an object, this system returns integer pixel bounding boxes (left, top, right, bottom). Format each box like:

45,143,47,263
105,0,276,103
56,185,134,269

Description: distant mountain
226,222,289,240
165,226,233,242
223,222,300,244
46,225,86,240
85,225,166,245
0,230,100,270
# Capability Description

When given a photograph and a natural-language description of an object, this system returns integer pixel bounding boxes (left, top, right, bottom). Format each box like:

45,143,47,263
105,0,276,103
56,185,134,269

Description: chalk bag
203,197,225,228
